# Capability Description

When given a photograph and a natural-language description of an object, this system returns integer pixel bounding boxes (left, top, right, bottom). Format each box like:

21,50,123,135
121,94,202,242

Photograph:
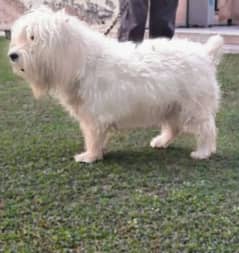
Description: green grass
1,37,239,252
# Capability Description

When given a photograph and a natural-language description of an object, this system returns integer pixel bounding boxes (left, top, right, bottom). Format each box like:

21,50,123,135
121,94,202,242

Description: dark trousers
118,0,179,42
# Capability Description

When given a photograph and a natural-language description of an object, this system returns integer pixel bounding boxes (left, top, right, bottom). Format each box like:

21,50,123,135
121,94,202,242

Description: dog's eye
30,35,34,41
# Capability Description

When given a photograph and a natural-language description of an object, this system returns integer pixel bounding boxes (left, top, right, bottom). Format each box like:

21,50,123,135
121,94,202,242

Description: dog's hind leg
190,115,217,160
150,122,180,149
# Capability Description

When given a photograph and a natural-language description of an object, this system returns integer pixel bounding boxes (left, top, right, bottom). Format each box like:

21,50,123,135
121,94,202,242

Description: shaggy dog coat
9,7,223,163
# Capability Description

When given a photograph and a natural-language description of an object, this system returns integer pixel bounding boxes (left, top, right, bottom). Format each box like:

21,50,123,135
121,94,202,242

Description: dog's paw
74,152,103,163
150,136,168,149
190,150,210,160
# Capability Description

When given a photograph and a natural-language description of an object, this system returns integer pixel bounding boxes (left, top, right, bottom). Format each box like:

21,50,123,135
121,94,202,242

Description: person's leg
118,0,148,42
149,0,178,39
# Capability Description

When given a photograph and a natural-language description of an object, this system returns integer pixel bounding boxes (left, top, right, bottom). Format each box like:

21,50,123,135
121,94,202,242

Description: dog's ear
24,7,54,45
55,14,87,78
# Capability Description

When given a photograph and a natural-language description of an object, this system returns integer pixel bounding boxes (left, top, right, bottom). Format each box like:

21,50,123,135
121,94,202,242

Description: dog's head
8,7,56,98
8,6,87,99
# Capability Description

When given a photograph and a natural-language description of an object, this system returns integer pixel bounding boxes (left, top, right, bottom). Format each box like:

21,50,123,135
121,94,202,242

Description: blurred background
1,0,239,51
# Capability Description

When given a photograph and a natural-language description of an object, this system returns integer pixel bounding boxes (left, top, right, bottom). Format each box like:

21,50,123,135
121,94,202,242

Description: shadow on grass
94,145,231,173
106,143,230,162
106,146,189,164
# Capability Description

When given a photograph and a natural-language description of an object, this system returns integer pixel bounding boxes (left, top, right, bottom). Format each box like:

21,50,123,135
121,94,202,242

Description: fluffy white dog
9,7,223,163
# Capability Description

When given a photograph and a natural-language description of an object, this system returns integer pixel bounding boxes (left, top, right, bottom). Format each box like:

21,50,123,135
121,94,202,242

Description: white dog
9,7,223,163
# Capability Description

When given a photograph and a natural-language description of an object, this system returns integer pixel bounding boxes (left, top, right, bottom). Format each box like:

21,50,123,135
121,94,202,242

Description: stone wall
19,0,119,25
16,0,119,35
0,0,26,32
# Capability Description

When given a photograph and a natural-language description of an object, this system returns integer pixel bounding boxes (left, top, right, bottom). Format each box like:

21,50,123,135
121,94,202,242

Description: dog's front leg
74,119,106,163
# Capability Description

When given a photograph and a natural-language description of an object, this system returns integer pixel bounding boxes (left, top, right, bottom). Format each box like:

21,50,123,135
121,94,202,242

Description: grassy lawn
0,37,239,253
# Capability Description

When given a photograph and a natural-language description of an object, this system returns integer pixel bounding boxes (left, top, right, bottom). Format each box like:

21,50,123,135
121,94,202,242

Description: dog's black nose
9,53,19,62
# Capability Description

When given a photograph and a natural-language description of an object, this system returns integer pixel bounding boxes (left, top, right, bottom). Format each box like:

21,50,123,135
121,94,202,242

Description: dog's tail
205,35,224,65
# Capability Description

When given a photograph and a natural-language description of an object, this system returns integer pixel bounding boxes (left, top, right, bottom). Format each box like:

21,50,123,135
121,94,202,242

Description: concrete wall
218,0,239,24
176,0,187,26
176,0,239,26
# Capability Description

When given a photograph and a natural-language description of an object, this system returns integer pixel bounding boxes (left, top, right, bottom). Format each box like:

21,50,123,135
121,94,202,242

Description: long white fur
9,7,224,163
